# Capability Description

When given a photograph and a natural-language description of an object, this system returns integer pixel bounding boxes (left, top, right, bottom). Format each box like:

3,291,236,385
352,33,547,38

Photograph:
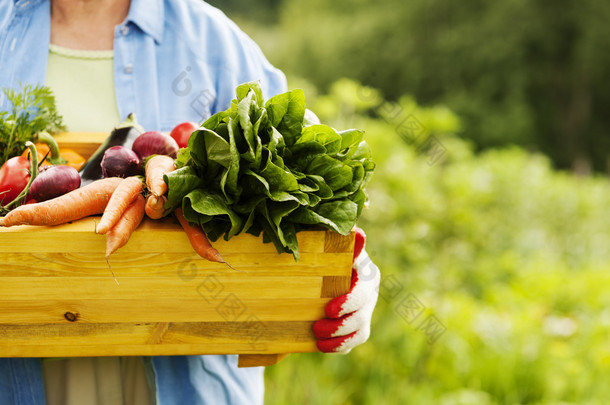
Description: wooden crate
0,133,354,367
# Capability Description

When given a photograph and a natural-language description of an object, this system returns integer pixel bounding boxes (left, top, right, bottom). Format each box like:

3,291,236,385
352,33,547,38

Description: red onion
132,131,179,160
29,165,81,202
101,146,142,178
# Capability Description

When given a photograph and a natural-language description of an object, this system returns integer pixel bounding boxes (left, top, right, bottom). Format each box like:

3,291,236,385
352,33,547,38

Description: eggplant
79,113,144,186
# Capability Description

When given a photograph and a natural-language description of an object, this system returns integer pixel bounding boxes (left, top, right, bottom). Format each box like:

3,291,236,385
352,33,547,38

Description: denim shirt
0,0,287,403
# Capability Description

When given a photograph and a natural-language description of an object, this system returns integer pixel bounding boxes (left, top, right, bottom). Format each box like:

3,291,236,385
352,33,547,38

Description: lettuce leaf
165,81,374,260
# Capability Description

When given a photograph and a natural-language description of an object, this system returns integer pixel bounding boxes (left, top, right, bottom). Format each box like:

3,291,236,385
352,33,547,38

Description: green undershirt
43,45,152,405
45,44,121,133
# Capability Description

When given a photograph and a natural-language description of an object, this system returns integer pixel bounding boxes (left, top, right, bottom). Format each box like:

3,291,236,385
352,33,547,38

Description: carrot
95,176,143,234
145,155,176,197
0,177,123,227
105,194,146,258
145,194,167,219
174,207,223,263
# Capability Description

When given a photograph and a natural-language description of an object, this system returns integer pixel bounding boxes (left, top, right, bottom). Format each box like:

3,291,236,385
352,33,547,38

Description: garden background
207,1,610,403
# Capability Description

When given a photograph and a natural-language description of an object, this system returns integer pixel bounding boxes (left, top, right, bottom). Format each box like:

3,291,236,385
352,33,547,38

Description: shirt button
124,64,133,74
121,25,130,36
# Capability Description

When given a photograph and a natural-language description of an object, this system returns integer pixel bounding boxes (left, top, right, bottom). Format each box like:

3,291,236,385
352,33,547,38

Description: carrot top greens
164,81,374,260
0,83,66,166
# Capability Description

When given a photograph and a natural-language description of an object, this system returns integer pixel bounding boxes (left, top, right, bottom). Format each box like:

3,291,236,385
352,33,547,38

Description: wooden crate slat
0,133,356,366
0,320,317,358
0,298,330,324
0,342,317,358
54,132,110,158
0,276,324,300
0,321,314,346
0,252,352,277
0,217,329,254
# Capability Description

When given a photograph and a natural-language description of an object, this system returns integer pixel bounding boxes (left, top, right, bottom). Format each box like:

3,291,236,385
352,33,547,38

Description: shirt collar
124,0,164,44
13,0,45,12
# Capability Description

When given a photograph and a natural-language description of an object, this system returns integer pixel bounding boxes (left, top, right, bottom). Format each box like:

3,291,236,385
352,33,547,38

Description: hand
313,228,380,353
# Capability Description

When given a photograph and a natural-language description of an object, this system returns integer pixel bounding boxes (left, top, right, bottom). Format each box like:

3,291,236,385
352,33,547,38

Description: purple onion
101,146,143,178
131,131,179,160
30,165,81,202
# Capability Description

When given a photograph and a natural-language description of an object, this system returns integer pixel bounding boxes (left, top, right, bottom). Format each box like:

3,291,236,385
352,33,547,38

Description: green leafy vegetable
165,81,375,260
0,83,66,166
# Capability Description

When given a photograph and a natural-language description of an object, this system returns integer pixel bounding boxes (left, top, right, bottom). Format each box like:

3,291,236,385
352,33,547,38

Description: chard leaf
266,89,305,146
250,106,266,166
174,147,191,169
307,174,334,199
346,140,373,162
257,202,289,254
202,109,230,132
297,125,342,154
260,154,299,192
288,199,357,235
190,129,231,168
236,81,264,107
298,178,319,193
315,200,358,235
338,128,365,150
268,127,285,158
237,90,257,162
337,161,366,196
349,188,367,217
288,141,327,170
307,155,353,191
220,117,241,202
164,166,204,212
243,168,270,194
165,82,374,259
269,201,301,260
308,193,322,207
183,189,243,239
279,222,299,261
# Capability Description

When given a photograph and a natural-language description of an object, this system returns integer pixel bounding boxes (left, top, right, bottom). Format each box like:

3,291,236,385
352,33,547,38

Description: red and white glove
313,228,380,354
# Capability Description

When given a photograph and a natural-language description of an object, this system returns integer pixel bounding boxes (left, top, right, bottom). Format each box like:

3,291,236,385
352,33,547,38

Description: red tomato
170,122,199,149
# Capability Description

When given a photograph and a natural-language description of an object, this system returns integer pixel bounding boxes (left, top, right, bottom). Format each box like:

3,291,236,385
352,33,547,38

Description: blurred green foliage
203,2,610,403
262,79,610,404
208,0,610,172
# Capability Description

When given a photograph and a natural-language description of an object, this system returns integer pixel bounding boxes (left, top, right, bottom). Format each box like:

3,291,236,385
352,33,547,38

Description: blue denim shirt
0,0,287,403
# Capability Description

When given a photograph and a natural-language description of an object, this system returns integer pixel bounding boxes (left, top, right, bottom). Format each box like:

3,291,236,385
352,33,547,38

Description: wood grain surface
0,133,355,366
0,216,354,366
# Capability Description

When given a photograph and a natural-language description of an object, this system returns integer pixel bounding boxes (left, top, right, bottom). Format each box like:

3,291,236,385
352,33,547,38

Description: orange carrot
105,194,146,258
96,176,143,234
145,194,167,219
174,207,223,263
0,177,123,227
145,155,176,197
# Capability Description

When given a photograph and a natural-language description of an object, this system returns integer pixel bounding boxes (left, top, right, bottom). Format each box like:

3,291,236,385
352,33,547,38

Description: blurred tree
282,0,610,172
208,0,610,172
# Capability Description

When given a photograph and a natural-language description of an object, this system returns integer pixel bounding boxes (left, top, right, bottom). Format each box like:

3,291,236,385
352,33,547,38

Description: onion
29,165,81,202
132,131,179,160
101,146,142,178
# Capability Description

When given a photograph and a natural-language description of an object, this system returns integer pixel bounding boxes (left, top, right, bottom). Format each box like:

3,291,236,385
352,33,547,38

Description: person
0,0,381,404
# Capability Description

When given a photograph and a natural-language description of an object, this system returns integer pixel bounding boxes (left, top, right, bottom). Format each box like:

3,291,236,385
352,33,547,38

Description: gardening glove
313,227,380,353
